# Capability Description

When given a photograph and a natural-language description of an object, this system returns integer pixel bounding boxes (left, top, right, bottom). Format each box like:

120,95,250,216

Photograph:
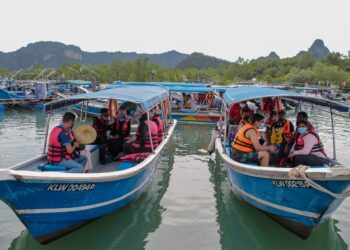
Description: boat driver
47,112,87,173
231,113,277,166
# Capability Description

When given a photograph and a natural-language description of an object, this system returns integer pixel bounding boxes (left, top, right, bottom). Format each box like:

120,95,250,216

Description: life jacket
231,123,259,153
281,120,293,142
270,127,283,145
206,92,214,105
93,116,109,139
132,120,159,150
152,116,164,142
114,117,130,141
294,131,327,157
120,152,150,162
47,126,73,163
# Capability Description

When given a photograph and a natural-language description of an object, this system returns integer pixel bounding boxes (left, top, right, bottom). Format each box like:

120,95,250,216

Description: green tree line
1,52,350,86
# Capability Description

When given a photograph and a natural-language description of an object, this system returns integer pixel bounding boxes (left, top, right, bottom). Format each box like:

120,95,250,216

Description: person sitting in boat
47,112,87,173
151,106,164,143
265,111,278,143
183,94,197,112
123,111,159,154
288,120,329,166
229,103,242,125
92,108,112,164
109,104,131,160
277,110,294,162
231,113,277,166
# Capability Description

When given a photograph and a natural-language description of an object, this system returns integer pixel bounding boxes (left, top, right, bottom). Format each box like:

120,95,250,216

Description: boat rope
288,165,350,199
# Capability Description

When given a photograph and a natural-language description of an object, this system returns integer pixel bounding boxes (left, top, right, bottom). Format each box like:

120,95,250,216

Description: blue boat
216,86,350,239
0,85,176,244
112,82,228,124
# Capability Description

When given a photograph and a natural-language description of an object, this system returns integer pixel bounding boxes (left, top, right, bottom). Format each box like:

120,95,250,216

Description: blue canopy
224,86,349,112
111,81,227,93
44,85,169,112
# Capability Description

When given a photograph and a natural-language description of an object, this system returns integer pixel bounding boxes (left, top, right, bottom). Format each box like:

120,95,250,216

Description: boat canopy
224,86,349,112
44,85,169,112
112,81,227,93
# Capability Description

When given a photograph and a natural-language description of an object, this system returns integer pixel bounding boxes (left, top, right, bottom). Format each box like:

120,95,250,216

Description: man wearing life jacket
109,105,131,159
231,113,277,166
92,108,112,164
47,112,87,173
289,120,329,166
151,106,164,143
124,112,159,154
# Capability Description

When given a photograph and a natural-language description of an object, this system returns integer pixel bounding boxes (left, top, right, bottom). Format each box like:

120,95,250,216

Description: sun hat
74,125,97,145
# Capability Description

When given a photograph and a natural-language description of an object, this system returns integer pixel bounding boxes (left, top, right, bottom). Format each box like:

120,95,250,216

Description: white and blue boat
0,85,176,244
112,81,227,124
216,86,350,239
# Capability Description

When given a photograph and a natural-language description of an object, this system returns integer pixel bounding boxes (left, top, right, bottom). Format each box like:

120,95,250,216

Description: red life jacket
152,116,164,142
93,116,109,138
47,126,73,163
294,131,327,157
114,117,130,141
132,120,159,150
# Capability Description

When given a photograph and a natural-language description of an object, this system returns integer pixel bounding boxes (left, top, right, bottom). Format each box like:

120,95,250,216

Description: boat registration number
272,180,310,188
47,183,96,192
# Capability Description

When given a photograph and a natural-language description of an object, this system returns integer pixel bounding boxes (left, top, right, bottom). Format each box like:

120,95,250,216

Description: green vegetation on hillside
1,52,350,86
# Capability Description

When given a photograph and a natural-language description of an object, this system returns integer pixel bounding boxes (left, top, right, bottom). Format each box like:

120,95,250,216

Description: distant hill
176,52,231,69
297,39,330,58
256,51,280,61
0,41,188,70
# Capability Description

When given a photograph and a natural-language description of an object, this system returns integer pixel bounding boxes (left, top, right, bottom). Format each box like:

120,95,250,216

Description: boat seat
117,161,136,171
38,164,67,172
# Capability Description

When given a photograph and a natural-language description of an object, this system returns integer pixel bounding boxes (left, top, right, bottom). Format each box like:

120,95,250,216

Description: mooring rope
288,165,350,199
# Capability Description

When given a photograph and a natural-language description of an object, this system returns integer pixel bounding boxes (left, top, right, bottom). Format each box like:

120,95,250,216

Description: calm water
0,107,350,250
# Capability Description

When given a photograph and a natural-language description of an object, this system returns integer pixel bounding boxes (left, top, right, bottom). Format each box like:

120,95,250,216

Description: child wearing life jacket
265,111,278,143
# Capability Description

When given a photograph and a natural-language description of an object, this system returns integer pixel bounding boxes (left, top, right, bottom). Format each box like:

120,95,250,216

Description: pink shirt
291,133,326,158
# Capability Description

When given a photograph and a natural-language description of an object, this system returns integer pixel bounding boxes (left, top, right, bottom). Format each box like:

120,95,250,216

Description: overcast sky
1,0,349,61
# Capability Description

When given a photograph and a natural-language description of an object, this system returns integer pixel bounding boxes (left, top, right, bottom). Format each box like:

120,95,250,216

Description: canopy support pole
147,112,154,152
330,107,337,160
43,110,52,154
161,101,166,136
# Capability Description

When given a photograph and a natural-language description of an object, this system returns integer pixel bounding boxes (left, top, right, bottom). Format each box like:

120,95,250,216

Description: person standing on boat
47,112,87,173
92,108,112,164
109,104,131,160
231,113,277,166
289,120,329,166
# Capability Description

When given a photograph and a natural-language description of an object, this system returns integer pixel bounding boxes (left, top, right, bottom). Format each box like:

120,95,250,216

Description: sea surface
0,107,350,250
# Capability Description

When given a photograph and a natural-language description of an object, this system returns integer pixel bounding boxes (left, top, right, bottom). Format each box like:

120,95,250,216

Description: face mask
240,103,246,108
259,123,265,130
298,127,307,134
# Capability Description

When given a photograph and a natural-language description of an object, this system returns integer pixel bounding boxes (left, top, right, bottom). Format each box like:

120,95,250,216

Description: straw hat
74,125,97,145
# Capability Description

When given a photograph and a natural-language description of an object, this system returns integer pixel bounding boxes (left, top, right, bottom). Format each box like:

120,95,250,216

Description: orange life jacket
281,120,293,142
231,123,259,153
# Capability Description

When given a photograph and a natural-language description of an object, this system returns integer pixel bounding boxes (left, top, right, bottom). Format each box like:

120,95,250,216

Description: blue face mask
298,127,307,134
259,123,265,130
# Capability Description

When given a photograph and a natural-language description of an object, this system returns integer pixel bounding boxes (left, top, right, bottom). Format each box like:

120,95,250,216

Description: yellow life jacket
270,127,283,145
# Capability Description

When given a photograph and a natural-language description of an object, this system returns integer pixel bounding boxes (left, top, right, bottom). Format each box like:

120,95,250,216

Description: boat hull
225,161,349,239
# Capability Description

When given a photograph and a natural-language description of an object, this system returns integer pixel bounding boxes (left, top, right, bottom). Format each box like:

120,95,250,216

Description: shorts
231,148,258,164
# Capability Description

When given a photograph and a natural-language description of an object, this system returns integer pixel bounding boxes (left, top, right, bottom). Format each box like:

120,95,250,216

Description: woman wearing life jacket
151,106,164,143
92,108,112,164
109,105,131,159
123,112,159,154
231,113,277,166
47,112,87,173
289,120,329,166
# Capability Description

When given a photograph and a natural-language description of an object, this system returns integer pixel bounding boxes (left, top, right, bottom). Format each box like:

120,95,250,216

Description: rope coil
288,165,350,199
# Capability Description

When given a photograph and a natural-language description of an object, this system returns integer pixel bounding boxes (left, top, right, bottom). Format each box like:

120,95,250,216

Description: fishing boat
215,86,350,239
0,85,176,244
